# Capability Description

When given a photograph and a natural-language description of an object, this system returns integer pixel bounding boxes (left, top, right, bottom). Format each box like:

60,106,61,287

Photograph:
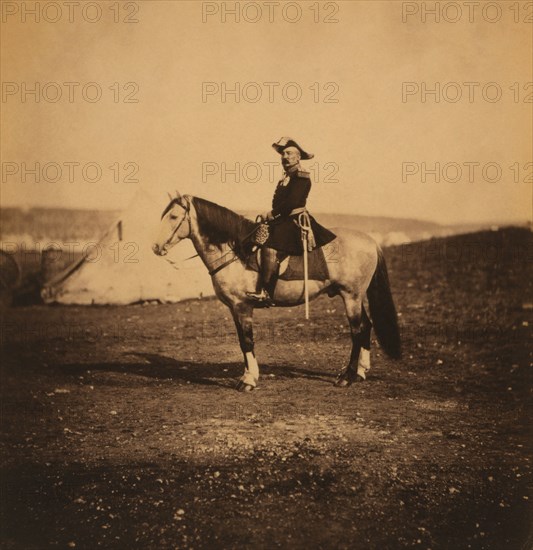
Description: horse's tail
367,248,402,359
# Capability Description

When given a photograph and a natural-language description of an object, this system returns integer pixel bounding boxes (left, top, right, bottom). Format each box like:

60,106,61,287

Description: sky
1,0,532,225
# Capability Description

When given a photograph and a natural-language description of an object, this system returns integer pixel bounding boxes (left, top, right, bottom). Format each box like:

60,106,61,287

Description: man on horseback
246,137,336,304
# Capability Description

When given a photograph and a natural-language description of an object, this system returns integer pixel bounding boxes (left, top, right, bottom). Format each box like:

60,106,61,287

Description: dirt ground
1,228,531,549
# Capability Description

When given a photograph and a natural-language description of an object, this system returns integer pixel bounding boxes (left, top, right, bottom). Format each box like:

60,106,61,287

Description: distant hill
1,207,120,242
1,206,529,249
385,227,533,298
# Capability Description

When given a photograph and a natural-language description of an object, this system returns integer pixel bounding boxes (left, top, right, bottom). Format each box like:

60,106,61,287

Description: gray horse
153,194,401,391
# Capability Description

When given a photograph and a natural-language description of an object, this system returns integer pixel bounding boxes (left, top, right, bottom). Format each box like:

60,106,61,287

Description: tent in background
42,190,214,305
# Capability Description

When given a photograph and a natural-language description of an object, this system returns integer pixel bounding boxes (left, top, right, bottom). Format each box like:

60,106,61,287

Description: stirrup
246,289,273,305
246,289,269,300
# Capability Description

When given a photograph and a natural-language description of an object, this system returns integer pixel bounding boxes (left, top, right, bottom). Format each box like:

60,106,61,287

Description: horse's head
152,193,191,256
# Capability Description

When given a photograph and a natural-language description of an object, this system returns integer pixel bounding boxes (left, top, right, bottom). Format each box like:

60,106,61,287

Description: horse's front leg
231,303,259,392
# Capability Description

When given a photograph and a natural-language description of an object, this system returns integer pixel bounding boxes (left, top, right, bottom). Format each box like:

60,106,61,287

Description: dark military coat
264,170,336,255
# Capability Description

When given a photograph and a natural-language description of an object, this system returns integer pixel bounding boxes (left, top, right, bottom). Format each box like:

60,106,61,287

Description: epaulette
296,170,310,179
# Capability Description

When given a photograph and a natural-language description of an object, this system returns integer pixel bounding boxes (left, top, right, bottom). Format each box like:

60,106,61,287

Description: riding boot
246,247,279,303
263,247,280,300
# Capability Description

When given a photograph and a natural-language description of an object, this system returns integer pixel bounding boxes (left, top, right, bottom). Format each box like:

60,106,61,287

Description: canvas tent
42,190,214,305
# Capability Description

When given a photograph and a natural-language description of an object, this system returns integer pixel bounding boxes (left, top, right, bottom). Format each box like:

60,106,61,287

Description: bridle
162,198,191,250
160,196,265,277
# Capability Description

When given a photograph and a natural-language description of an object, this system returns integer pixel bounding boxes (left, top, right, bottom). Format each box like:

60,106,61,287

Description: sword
298,212,311,320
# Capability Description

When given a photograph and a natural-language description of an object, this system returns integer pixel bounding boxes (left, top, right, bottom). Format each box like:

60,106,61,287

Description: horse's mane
191,196,256,255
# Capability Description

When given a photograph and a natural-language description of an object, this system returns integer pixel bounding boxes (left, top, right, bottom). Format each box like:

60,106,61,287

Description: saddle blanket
246,245,331,281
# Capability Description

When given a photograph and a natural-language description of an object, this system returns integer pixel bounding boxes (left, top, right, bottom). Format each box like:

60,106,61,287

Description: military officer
246,137,336,304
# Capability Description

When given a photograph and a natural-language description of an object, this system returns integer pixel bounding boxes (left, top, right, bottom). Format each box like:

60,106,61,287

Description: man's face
281,146,301,170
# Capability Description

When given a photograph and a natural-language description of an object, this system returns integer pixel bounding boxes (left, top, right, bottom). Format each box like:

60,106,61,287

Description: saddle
245,245,331,282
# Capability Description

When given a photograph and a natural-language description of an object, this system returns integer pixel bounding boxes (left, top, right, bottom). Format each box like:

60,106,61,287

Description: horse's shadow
57,352,335,389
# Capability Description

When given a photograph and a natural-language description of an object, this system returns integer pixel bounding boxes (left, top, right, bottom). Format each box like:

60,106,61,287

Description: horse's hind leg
231,303,259,392
356,305,372,380
335,292,366,387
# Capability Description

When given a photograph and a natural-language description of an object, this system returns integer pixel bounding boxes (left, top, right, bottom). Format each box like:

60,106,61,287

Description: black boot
246,247,279,305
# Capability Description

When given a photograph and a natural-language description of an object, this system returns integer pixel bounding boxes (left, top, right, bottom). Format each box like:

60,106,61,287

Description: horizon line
1,204,530,229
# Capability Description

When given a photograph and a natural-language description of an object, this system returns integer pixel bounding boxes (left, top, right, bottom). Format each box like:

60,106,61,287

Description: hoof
334,369,361,387
236,380,255,392
334,377,351,387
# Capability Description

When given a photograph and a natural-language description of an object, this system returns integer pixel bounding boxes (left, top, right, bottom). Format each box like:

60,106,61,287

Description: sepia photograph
1,1,531,548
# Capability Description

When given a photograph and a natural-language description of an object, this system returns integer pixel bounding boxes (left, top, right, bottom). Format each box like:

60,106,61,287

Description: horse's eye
170,214,178,220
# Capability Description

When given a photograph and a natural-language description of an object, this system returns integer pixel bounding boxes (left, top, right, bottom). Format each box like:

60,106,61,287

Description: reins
162,199,264,277
206,220,265,276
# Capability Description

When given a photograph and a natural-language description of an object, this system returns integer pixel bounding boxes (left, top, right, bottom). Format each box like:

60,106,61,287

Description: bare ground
1,229,531,549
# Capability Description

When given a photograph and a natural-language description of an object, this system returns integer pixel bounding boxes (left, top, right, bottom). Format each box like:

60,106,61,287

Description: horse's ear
167,192,173,201
178,194,190,211
175,190,181,199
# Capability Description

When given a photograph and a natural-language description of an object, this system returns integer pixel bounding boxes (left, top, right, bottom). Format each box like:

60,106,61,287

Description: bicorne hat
272,137,314,160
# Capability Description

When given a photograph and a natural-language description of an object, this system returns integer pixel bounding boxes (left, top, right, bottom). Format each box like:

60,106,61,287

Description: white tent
42,190,214,305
